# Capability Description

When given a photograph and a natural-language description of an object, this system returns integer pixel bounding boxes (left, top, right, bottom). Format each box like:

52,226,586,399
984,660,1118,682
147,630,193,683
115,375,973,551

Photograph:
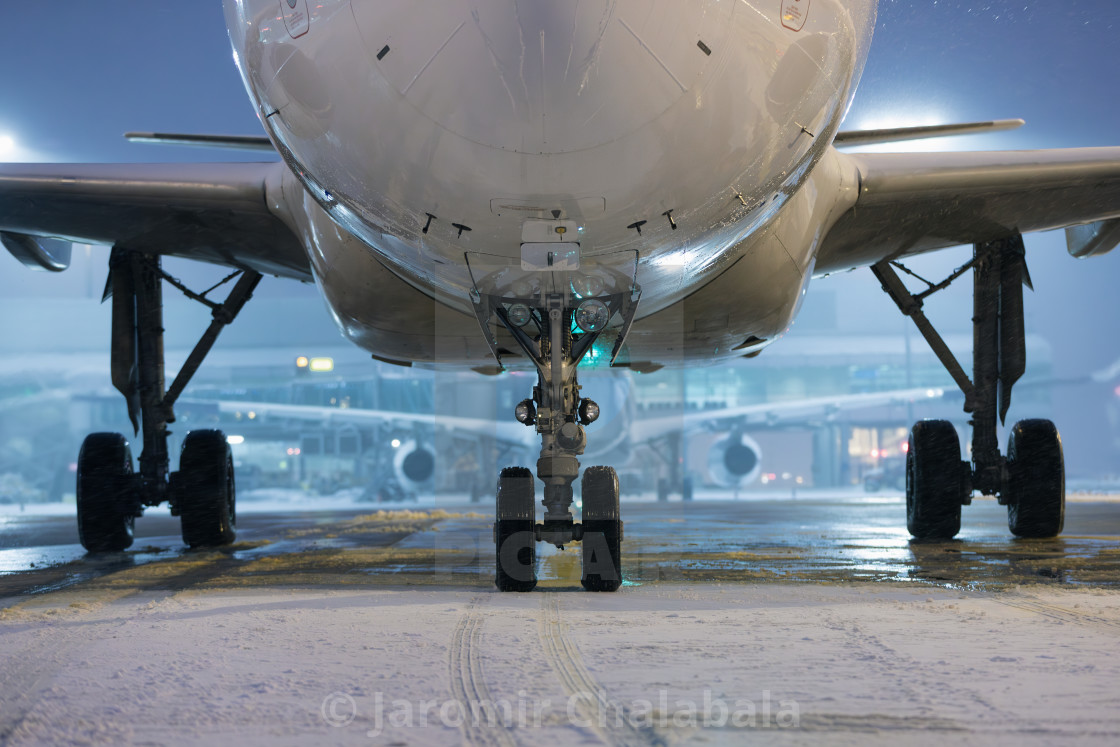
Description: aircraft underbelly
294,173,819,369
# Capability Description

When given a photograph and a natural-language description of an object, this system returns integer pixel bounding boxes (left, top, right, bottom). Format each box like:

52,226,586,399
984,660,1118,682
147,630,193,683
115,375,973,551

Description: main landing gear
873,235,1064,540
76,251,260,552
469,241,640,591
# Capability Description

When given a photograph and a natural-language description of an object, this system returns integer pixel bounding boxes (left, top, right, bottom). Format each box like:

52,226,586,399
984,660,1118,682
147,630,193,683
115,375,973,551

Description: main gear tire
178,430,237,549
76,433,137,553
1006,419,1065,538
906,420,964,540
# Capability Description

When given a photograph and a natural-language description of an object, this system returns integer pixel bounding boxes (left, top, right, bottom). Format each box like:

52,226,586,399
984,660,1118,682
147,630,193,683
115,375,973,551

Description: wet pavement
1,492,1118,600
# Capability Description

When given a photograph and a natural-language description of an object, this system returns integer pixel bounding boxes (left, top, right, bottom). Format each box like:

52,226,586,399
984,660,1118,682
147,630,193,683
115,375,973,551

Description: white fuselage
224,0,876,367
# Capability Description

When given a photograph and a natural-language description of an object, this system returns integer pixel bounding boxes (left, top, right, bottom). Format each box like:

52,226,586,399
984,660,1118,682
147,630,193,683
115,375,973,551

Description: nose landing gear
468,246,640,591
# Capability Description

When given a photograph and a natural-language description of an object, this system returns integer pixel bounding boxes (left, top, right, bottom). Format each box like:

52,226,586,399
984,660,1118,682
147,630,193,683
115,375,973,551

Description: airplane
2,0,1120,592
187,377,945,500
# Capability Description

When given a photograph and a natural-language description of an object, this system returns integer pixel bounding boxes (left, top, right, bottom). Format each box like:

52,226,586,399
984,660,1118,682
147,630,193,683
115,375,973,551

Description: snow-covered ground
1,580,1118,745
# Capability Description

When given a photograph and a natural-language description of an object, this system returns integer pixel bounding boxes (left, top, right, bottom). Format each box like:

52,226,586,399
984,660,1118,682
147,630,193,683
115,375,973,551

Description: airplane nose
352,0,730,155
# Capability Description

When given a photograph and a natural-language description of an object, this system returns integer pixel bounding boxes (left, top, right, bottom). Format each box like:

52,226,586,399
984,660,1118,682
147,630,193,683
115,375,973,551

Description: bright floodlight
226,435,245,445
309,356,334,372
0,135,14,159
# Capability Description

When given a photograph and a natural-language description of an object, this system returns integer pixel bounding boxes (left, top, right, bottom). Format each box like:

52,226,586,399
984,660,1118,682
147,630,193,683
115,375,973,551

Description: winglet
124,132,276,152
834,119,1025,148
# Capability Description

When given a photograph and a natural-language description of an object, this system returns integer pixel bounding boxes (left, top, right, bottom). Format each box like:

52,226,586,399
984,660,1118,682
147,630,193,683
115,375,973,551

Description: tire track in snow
538,593,657,746
449,595,516,747
820,609,999,726
992,597,1120,631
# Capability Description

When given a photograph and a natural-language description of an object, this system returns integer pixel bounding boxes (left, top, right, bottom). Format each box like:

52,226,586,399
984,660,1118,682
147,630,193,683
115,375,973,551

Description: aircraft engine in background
392,439,435,492
707,432,763,487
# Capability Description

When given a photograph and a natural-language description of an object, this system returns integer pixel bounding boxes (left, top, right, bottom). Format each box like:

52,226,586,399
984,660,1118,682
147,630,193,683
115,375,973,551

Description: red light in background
1115,385,1120,397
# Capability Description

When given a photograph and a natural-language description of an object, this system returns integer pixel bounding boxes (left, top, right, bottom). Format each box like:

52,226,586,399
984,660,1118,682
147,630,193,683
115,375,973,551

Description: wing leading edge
0,162,309,280
816,146,1120,275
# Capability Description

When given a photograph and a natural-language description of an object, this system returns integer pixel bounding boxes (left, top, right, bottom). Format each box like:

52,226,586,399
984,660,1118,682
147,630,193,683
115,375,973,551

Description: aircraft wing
184,399,536,448
815,147,1120,275
0,162,309,280
633,386,946,444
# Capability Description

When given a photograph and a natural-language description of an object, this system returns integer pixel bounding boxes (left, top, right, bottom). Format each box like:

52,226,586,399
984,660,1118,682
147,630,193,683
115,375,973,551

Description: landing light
575,299,609,332
571,274,604,299
309,357,334,372
507,303,532,327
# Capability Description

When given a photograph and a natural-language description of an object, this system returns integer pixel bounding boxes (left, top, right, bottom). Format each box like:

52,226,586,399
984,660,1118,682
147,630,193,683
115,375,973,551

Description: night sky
1,1,1119,472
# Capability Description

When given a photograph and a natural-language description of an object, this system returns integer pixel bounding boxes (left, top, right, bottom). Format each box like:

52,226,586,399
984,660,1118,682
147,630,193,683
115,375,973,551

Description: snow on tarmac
1,581,1118,745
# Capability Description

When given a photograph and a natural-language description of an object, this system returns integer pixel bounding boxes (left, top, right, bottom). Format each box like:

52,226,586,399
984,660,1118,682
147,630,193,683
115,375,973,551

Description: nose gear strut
468,247,640,590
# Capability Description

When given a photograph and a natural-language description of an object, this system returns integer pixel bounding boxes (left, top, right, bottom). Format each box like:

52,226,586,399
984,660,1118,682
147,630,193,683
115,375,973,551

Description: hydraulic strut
108,251,261,507
872,235,1030,501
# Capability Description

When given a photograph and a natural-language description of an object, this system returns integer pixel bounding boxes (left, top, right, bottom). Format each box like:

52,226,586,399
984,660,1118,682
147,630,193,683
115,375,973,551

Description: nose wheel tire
906,420,964,540
1006,419,1065,538
495,467,537,592
177,430,236,549
76,433,137,553
581,466,623,592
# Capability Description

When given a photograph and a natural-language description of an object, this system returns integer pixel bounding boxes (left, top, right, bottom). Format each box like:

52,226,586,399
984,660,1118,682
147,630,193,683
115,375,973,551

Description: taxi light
309,357,334,372
515,399,536,425
578,398,600,425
